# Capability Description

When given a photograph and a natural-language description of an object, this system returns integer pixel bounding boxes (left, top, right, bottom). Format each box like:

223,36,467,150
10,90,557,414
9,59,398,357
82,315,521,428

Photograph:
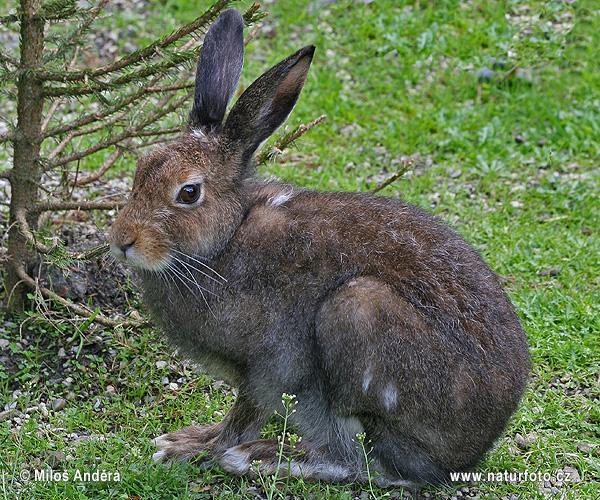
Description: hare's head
109,10,314,269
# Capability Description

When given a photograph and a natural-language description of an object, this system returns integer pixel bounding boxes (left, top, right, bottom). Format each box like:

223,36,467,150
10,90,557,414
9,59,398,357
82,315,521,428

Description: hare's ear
224,45,315,164
189,9,244,132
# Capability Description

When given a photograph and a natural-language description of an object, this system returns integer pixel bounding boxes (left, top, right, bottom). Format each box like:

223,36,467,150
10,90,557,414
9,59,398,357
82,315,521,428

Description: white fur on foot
219,445,326,480
152,449,166,463
218,447,252,475
152,434,172,449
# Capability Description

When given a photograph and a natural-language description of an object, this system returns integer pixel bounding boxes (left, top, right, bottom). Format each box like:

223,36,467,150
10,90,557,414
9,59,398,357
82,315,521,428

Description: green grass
1,0,599,498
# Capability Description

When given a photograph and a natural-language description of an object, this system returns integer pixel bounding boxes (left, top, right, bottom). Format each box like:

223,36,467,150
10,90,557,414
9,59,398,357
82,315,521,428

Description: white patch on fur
381,383,398,410
362,365,373,393
317,463,351,482
218,447,252,475
343,417,365,438
267,190,294,207
190,128,207,140
152,450,166,462
263,459,316,479
153,434,171,449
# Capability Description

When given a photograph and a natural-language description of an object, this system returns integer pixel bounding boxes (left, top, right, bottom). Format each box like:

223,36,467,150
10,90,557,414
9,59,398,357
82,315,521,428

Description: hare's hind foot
218,438,418,487
218,438,358,483
152,424,220,464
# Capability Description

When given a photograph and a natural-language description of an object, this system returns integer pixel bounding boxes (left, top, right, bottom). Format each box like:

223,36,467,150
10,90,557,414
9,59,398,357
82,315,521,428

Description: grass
1,0,599,498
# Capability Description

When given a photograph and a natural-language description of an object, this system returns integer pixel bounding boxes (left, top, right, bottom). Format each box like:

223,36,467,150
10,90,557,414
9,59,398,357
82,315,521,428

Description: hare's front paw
152,424,220,464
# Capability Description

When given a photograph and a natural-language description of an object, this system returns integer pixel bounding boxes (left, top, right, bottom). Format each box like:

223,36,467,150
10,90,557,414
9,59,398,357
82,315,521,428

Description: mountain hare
109,9,529,486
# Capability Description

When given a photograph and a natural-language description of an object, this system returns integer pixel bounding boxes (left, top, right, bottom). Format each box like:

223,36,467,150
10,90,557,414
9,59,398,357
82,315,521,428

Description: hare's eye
177,184,203,204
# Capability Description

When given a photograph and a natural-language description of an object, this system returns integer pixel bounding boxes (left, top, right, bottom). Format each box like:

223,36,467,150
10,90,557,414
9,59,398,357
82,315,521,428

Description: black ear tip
214,8,244,29
301,45,316,59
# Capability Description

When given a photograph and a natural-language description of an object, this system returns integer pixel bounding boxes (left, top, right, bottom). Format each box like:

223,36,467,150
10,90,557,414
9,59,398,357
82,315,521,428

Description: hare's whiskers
158,269,182,304
170,254,224,286
165,262,219,319
168,257,222,299
172,249,227,283
165,262,207,306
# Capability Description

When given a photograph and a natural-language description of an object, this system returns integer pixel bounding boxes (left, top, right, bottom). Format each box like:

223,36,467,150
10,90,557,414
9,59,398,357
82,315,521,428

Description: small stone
513,433,530,450
40,404,49,417
537,138,547,147
168,382,179,391
538,267,560,277
58,347,66,358
51,398,67,411
155,360,167,369
44,450,65,469
0,339,9,349
514,135,525,144
562,465,580,482
575,442,593,453
105,385,118,399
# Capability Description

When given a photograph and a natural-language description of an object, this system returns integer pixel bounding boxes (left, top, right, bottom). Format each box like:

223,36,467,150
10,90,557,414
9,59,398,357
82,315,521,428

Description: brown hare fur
109,9,529,487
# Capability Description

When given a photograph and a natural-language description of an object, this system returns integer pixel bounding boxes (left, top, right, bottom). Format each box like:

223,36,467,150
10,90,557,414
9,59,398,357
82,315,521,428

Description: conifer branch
0,49,19,68
47,92,190,169
41,50,198,97
32,199,126,213
42,47,81,133
40,0,79,20
44,80,192,138
0,131,14,143
36,0,233,83
71,146,125,187
0,12,19,27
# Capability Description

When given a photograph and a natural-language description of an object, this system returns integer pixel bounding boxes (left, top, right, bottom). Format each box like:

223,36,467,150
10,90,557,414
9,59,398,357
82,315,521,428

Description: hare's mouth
109,241,169,273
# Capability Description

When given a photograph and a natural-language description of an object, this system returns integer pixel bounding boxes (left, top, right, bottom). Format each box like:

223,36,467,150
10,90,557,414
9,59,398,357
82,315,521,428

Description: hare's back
242,186,525,354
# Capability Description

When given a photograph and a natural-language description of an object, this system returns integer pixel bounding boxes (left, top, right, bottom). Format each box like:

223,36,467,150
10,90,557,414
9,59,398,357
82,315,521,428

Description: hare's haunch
109,9,529,486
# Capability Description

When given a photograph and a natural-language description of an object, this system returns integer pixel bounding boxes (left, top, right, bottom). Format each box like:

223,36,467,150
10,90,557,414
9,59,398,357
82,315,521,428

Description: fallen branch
256,114,326,165
370,158,413,194
15,262,149,329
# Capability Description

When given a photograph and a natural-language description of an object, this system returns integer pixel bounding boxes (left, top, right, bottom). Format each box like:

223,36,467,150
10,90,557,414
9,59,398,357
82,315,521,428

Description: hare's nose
119,241,135,254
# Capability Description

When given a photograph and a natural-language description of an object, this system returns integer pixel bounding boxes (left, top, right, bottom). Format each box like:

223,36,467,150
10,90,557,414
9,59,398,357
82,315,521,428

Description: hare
109,9,529,486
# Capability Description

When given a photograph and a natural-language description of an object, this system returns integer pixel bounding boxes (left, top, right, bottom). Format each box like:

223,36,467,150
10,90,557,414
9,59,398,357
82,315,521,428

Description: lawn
1,0,599,499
